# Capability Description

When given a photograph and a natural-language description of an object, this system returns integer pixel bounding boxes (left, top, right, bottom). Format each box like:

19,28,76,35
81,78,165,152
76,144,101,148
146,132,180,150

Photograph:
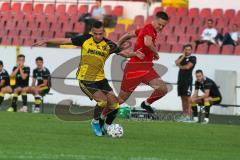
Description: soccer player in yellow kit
33,21,144,136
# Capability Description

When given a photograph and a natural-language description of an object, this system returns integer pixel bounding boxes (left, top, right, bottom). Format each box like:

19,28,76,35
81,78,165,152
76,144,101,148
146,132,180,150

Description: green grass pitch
0,112,239,160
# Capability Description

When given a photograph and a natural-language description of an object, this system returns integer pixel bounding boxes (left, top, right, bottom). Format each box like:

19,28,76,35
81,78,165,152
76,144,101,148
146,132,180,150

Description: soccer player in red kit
117,11,169,114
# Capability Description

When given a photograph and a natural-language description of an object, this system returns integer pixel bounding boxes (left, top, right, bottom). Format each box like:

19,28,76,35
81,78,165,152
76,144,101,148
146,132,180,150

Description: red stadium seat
11,3,21,13
114,24,125,34
234,46,240,55
127,24,136,32
156,34,166,44
174,26,185,36
158,43,171,52
5,21,17,30
212,9,223,18
23,3,33,13
31,30,43,38
162,25,174,36
78,5,88,15
180,17,192,27
200,8,211,18
169,16,181,26
133,15,144,28
34,4,44,14
1,2,10,12
22,38,34,46
19,29,32,38
44,4,55,14
216,18,227,28
189,34,199,42
186,26,198,35
112,5,123,17
67,4,78,15
165,7,177,16
108,32,118,42
188,8,199,18
56,4,66,15
176,8,188,17
42,30,54,38
62,22,74,32
38,21,50,30
0,37,12,45
192,18,204,27
166,35,178,45
12,37,24,46
49,22,62,32
224,9,235,19
8,29,20,37
208,45,221,55
153,7,163,16
73,22,85,33
178,35,190,45
145,16,153,25
17,21,27,29
171,44,183,53
104,5,112,15
27,21,39,29
221,45,234,55
54,31,65,38
195,43,208,54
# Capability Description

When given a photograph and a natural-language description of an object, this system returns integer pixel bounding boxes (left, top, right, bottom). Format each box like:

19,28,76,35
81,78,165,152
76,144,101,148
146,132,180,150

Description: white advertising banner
0,46,240,114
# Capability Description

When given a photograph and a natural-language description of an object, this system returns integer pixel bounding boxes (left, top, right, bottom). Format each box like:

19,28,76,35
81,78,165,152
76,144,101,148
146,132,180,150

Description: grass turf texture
0,112,239,160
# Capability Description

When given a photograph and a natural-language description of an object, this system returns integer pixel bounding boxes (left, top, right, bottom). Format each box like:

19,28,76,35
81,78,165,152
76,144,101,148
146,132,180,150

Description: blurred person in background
175,44,196,122
220,24,240,46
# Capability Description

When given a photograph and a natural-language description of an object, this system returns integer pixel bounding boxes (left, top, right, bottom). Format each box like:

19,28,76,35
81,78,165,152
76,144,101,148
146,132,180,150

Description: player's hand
153,53,159,60
135,49,145,60
32,40,47,47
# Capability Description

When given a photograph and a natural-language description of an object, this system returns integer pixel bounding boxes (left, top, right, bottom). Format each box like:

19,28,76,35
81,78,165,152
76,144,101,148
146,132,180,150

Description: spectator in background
92,0,106,21
79,0,106,34
175,44,197,122
195,19,219,46
220,24,240,46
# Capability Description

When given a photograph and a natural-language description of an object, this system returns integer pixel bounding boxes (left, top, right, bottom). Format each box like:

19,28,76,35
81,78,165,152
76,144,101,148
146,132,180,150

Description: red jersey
129,24,157,63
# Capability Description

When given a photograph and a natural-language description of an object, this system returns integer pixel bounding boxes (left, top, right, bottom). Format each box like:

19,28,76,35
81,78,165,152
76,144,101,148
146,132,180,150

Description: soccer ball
107,124,124,138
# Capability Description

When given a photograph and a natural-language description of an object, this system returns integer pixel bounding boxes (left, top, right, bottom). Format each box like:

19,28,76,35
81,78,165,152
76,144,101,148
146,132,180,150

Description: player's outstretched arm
117,31,136,47
32,38,72,47
118,49,145,59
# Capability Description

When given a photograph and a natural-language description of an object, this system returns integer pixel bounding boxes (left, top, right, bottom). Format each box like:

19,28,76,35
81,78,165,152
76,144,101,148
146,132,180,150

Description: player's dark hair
92,21,103,29
183,44,192,49
196,69,203,74
208,19,213,23
155,11,169,21
36,56,43,61
0,60,3,66
17,54,25,59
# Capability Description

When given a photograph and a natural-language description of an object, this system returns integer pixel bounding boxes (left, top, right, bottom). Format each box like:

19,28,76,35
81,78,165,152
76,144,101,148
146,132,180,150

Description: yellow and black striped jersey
71,34,120,81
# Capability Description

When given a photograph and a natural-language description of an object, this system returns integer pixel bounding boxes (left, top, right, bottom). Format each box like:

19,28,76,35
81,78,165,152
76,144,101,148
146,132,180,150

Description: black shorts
177,80,192,96
79,79,113,100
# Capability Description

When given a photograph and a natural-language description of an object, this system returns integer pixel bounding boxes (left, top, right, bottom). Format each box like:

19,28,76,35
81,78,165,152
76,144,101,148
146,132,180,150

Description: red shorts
120,62,160,92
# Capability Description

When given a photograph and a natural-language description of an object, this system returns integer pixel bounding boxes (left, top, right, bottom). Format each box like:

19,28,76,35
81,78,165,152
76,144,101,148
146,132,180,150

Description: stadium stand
0,2,239,55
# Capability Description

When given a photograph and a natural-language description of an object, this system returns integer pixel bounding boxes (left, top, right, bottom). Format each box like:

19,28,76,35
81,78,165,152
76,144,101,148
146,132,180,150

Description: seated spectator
92,0,106,21
220,24,240,46
195,19,220,47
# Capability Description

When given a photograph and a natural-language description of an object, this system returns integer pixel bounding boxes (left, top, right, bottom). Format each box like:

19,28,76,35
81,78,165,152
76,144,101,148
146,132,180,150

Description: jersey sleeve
189,56,197,65
43,70,50,80
195,81,200,90
33,69,37,78
105,38,121,54
141,25,155,39
24,67,30,75
12,66,17,72
71,34,91,46
204,81,213,90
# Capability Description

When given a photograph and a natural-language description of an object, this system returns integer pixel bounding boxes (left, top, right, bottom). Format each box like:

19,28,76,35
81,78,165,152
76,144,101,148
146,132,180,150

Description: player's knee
157,85,168,96
97,100,107,108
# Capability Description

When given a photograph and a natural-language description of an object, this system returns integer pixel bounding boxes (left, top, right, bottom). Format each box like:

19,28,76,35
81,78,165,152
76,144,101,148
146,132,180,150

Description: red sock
146,89,166,104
